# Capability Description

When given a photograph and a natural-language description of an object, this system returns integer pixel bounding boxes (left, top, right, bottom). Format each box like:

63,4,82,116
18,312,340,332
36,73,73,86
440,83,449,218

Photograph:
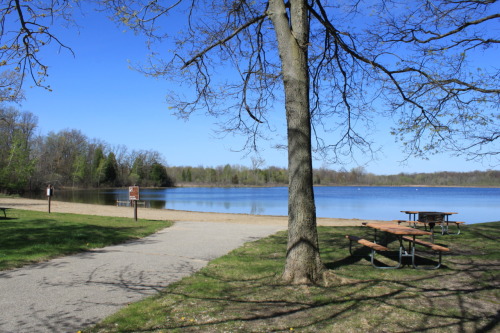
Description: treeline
0,107,173,193
1,107,498,194
166,165,500,187
312,167,500,187
167,165,288,185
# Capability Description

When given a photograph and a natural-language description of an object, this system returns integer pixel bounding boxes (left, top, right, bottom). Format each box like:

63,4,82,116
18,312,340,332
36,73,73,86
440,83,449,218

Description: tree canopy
97,0,499,161
2,1,498,160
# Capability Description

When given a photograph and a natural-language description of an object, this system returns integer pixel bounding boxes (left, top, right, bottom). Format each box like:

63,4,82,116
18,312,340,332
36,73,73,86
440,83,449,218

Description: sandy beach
0,197,383,227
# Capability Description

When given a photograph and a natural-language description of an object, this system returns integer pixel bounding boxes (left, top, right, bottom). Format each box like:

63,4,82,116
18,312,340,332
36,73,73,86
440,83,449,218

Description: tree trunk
269,0,324,284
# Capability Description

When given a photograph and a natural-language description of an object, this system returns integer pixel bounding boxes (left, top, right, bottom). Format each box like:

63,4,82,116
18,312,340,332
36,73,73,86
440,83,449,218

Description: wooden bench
395,219,465,235
402,236,449,269
345,235,402,269
414,220,465,235
345,235,389,252
0,207,10,218
116,200,148,207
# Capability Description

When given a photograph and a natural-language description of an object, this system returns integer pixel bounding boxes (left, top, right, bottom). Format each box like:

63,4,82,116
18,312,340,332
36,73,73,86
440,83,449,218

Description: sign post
46,184,54,213
129,186,140,221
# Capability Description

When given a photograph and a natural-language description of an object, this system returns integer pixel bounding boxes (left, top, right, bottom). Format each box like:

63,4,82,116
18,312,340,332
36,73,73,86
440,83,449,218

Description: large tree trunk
269,0,324,284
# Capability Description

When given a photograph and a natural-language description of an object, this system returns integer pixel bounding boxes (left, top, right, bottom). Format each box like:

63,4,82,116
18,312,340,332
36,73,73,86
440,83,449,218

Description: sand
0,197,384,226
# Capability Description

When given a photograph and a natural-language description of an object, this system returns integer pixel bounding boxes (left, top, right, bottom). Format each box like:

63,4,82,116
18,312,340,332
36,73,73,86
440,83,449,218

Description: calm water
32,186,499,224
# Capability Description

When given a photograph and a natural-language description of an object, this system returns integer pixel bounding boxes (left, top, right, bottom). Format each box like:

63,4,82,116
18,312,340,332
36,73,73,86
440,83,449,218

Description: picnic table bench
0,207,11,218
345,234,401,269
116,200,148,207
346,222,449,269
402,236,450,269
395,219,465,235
400,211,464,235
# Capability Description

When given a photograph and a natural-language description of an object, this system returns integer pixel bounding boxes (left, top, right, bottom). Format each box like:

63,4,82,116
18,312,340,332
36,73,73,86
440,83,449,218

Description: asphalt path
0,221,286,333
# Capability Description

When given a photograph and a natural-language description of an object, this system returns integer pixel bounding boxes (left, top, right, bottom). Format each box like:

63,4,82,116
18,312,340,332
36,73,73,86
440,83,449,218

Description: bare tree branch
181,13,267,69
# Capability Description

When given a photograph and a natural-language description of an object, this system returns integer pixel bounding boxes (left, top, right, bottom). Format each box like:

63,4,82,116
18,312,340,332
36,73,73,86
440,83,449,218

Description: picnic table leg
407,212,417,227
411,247,443,270
442,215,450,235
405,235,431,269
445,222,462,235
370,247,402,269
396,235,417,268
426,223,435,242
397,236,407,254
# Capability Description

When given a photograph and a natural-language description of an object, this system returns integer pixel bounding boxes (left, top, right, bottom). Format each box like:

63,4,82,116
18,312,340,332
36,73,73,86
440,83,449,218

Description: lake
31,186,499,224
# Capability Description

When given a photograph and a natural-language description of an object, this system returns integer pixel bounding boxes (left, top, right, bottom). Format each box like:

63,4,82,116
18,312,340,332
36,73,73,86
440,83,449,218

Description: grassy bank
88,222,499,332
0,209,173,270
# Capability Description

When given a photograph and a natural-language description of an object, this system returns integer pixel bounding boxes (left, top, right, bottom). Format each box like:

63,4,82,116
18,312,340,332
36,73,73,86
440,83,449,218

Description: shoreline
173,183,500,188
43,182,500,190
0,197,382,227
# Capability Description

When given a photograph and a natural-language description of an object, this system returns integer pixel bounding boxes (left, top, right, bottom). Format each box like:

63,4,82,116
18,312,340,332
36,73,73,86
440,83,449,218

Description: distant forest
166,165,500,187
1,107,499,194
1,108,174,193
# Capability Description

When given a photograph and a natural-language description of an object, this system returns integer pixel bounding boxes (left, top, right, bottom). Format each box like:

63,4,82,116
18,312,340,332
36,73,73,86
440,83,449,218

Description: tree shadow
96,225,500,333
0,217,159,270
2,257,203,333
0,217,17,221
107,258,498,333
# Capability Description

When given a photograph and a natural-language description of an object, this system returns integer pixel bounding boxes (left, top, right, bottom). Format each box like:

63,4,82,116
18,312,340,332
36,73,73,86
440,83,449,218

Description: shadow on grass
1,218,137,244
0,211,171,270
0,217,17,221
100,263,498,332
327,244,450,270
90,223,500,333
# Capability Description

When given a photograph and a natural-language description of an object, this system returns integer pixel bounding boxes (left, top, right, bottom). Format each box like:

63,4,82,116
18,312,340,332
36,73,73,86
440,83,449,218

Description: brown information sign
129,186,140,201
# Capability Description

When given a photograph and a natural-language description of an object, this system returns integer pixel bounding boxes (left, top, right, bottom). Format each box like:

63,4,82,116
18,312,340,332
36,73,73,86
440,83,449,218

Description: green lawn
88,221,500,333
0,209,173,270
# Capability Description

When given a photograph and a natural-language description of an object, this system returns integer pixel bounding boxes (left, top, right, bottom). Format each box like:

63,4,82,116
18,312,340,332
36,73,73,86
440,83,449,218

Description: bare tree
4,0,499,284
100,0,498,284
0,0,75,97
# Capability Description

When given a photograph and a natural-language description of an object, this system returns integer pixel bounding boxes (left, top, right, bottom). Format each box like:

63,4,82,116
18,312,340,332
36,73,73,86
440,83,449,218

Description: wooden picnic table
401,210,457,222
367,222,432,236
400,211,463,235
361,222,447,269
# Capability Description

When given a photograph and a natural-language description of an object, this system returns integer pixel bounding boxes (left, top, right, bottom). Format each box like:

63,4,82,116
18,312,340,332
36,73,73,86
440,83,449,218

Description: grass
0,209,173,270
87,222,500,333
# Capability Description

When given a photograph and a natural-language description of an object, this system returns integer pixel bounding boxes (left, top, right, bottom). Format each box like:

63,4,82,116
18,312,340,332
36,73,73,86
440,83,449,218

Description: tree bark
269,0,324,284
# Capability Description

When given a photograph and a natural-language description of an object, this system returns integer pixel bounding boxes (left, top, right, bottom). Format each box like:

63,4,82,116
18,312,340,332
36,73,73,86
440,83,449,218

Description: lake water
35,186,499,224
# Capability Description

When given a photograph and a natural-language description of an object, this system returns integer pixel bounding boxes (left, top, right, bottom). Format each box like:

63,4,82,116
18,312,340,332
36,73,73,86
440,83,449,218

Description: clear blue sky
16,7,497,175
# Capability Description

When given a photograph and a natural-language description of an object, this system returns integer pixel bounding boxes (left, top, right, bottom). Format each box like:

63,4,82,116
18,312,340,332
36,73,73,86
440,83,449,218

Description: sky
13,5,499,175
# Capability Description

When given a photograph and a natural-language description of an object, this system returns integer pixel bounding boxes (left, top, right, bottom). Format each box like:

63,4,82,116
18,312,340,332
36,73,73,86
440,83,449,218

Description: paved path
0,221,285,333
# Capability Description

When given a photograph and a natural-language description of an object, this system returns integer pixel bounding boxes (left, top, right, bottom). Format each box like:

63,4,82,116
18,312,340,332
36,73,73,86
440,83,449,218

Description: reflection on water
23,186,499,224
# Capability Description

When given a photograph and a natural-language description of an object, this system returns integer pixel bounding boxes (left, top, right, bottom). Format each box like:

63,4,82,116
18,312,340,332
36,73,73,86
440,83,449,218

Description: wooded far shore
166,166,500,188
32,167,500,192
2,109,498,194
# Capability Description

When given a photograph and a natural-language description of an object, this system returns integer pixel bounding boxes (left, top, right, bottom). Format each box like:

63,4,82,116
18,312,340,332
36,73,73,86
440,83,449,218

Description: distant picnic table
400,211,465,235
